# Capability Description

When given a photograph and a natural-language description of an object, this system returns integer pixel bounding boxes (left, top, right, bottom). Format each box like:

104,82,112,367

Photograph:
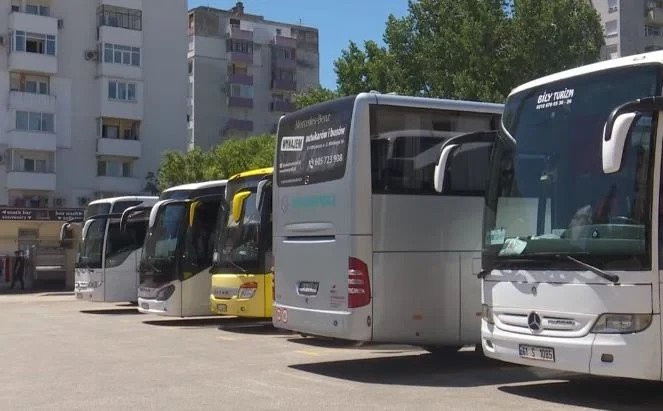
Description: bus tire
423,345,462,356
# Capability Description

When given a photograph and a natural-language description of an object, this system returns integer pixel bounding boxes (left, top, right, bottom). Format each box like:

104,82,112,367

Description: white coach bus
137,181,227,317
480,51,663,380
67,196,158,302
272,93,502,352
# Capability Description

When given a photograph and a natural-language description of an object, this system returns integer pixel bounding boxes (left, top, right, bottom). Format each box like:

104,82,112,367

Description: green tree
293,87,339,109
157,135,276,190
333,0,603,102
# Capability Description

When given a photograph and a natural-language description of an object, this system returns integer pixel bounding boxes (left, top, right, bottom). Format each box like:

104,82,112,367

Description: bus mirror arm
477,270,489,279
603,96,663,174
434,144,458,193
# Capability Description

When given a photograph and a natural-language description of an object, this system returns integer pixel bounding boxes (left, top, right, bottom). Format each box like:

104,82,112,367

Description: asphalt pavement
1,293,662,410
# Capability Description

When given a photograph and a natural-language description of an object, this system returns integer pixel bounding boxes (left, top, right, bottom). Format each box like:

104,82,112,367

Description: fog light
601,353,614,363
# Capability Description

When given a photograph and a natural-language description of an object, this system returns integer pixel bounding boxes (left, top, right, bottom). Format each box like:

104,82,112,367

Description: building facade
187,2,319,150
591,0,663,59
0,0,187,289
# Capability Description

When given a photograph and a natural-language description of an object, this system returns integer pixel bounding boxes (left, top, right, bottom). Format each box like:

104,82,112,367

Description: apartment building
591,0,663,59
0,0,187,289
187,2,320,149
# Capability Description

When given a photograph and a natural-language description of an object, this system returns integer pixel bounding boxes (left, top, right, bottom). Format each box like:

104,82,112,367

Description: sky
188,0,409,89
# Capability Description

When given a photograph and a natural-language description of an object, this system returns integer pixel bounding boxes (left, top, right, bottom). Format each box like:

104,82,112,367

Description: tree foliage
293,87,339,109
157,134,275,190
332,0,604,102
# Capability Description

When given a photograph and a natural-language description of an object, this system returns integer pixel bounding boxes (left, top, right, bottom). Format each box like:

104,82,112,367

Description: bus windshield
214,189,262,274
77,218,106,269
484,65,661,271
105,219,147,268
140,203,186,283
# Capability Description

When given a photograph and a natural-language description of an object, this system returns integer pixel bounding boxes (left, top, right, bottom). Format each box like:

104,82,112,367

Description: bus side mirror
602,112,637,174
189,201,200,227
256,180,268,209
434,144,458,193
232,191,251,223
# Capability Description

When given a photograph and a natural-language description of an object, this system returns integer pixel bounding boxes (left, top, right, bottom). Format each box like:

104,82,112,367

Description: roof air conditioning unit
84,49,98,61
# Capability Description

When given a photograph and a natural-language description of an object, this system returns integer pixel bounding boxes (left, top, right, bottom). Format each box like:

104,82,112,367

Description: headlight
155,285,176,301
481,304,494,325
238,282,258,299
591,313,652,334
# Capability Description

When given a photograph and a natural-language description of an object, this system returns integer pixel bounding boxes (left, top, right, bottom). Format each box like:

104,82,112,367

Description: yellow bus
210,167,273,318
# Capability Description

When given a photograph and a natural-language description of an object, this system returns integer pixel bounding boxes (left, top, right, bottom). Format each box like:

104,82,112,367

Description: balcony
270,100,295,113
228,73,253,86
10,10,58,36
647,6,663,25
5,130,57,152
272,35,297,49
224,119,253,133
227,25,253,41
7,172,56,191
271,79,297,91
97,176,142,193
273,56,296,70
97,138,141,158
228,97,253,109
229,52,253,65
9,52,57,75
9,91,56,113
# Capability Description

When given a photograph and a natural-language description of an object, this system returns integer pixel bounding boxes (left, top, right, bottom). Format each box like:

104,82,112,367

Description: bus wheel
423,345,462,356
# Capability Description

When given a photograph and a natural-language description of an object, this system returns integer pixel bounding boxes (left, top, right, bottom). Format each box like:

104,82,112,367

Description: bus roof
368,93,504,114
510,50,663,96
228,167,273,182
87,196,158,207
162,180,228,193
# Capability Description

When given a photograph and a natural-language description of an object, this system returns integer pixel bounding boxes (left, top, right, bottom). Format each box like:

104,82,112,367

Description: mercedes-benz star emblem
527,312,542,332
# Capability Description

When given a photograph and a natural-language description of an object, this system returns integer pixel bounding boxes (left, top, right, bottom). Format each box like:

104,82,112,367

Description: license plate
217,304,227,313
297,281,319,296
519,344,555,362
141,303,149,310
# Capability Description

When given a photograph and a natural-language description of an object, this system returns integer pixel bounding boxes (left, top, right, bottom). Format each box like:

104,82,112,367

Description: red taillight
348,257,371,308
239,281,258,290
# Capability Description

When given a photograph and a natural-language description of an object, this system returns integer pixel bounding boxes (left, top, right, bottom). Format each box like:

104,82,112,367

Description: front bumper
482,317,661,380
210,295,267,318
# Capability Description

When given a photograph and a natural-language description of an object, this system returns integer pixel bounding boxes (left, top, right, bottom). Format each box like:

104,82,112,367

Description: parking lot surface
1,293,662,410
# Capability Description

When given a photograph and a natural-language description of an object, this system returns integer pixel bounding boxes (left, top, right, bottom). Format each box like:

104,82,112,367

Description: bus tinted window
370,105,497,195
276,96,355,186
85,204,111,219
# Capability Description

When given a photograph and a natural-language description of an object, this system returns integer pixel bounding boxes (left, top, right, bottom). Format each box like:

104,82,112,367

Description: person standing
10,250,25,290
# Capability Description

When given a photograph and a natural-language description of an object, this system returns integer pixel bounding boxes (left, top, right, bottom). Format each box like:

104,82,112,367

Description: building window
605,20,618,37
606,44,619,59
97,5,142,31
13,31,56,55
276,69,295,81
229,84,253,98
645,25,662,37
608,0,618,13
22,158,47,173
98,160,132,177
103,43,140,66
108,80,137,102
10,73,49,95
229,64,248,75
188,60,193,74
227,39,253,54
275,47,296,60
100,118,140,140
16,111,54,132
25,3,50,16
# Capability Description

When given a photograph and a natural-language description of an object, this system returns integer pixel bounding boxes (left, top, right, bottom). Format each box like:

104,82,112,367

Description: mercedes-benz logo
527,312,542,332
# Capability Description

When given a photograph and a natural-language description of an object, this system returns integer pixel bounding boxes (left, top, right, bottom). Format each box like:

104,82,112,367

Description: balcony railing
229,51,253,64
224,119,253,133
228,97,253,109
227,25,253,41
9,91,56,111
271,78,297,91
228,73,253,86
270,100,295,113
272,35,297,49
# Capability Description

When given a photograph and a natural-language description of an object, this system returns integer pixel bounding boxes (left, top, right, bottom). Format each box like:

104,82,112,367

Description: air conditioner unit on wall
84,49,98,61
54,198,65,207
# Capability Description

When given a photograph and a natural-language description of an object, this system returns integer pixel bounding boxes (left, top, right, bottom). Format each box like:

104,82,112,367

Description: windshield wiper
556,254,619,284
